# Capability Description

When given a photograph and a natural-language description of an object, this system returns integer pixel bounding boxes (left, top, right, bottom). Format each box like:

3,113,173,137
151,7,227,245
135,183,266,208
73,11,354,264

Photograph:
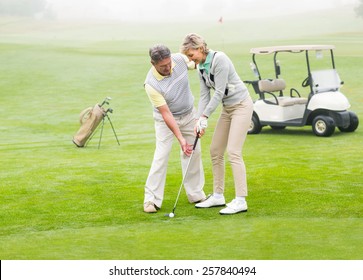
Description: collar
152,60,176,81
199,51,213,74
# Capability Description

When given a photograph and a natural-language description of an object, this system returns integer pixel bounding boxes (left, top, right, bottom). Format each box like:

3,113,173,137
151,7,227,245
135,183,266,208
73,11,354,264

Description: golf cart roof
250,45,335,54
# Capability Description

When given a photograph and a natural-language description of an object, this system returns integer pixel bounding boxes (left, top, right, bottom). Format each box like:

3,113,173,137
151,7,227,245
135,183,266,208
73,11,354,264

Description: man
143,44,206,213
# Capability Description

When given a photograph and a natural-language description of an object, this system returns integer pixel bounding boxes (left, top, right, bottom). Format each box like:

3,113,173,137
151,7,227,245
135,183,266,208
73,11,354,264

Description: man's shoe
144,201,157,213
195,195,225,208
219,199,247,215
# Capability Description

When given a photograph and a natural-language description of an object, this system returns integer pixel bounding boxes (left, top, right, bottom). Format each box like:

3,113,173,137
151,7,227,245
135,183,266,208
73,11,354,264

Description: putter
165,133,200,218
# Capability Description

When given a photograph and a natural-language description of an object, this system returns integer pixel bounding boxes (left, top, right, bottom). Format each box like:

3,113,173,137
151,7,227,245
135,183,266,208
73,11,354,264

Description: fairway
0,8,362,260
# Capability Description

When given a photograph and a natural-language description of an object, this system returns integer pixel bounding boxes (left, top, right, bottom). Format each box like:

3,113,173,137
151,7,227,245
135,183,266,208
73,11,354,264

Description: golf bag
72,104,105,147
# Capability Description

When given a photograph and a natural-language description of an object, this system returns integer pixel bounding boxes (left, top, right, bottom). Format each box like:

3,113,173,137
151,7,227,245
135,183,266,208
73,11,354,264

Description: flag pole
218,16,224,50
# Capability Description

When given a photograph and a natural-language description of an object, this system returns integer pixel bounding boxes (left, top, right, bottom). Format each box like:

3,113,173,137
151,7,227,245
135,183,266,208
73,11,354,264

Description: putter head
164,212,175,218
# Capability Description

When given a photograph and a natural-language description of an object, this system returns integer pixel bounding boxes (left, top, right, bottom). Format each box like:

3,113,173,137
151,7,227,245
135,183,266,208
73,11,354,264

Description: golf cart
244,45,359,136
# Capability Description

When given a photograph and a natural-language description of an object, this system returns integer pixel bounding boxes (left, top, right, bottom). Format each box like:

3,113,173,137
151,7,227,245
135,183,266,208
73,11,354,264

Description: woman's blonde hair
180,33,209,54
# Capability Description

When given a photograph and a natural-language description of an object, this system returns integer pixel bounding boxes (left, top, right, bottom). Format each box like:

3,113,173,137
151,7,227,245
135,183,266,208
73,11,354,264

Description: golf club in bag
166,133,200,218
72,97,120,148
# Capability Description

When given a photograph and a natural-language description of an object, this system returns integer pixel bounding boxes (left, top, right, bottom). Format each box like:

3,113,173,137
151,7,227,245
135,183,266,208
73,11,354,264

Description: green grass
0,10,362,260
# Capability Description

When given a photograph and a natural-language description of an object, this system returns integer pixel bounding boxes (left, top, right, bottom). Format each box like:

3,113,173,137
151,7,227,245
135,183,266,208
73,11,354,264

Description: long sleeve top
197,50,250,118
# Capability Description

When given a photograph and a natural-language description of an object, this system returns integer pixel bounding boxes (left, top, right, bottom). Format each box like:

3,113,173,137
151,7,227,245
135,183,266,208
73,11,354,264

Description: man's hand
157,104,193,156
179,137,192,157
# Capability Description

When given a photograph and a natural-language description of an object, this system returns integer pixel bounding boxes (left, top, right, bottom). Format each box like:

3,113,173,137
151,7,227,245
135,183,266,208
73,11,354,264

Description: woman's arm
202,54,229,117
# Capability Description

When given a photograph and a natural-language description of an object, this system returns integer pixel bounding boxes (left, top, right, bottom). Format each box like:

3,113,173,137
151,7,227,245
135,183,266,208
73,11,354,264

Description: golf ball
169,213,175,218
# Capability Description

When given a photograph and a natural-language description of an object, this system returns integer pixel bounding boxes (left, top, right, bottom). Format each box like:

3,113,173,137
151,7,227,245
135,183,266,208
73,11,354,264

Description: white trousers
144,109,206,208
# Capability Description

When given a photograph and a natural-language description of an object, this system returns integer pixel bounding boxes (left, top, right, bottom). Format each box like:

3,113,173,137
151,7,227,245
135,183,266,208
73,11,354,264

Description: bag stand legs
87,109,120,149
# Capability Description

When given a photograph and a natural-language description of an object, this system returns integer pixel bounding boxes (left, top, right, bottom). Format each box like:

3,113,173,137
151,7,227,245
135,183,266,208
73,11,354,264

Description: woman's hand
195,116,208,137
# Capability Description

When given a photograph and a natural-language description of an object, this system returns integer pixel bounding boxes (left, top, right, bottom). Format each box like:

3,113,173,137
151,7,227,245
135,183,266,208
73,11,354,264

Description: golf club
165,133,200,218
99,96,111,107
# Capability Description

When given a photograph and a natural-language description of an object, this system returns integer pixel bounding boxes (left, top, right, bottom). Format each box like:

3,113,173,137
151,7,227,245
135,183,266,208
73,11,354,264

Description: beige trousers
144,109,206,208
210,96,253,197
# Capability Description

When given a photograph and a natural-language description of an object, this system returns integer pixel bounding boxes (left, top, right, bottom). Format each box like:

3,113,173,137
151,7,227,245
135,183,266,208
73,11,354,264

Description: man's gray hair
149,44,171,63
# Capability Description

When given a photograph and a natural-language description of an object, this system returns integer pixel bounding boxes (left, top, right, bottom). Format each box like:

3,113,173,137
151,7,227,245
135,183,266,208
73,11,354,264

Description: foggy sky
46,0,359,21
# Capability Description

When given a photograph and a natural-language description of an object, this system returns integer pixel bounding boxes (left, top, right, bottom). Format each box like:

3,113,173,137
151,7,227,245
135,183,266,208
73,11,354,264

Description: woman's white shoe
219,199,248,215
195,195,225,208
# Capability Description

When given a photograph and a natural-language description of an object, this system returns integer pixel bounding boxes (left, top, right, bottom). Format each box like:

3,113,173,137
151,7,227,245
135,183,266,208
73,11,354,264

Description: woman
180,33,253,215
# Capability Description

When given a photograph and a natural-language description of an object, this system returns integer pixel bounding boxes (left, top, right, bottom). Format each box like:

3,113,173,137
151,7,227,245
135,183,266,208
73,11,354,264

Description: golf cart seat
311,69,342,93
258,78,286,93
258,79,307,106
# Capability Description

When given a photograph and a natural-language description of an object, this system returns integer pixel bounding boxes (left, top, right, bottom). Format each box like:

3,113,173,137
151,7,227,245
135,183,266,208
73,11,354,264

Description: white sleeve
180,53,196,70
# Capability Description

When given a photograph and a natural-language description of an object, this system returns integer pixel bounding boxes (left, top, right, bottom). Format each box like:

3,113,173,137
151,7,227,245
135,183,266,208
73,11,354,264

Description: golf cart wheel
338,112,359,132
248,115,262,134
312,115,335,137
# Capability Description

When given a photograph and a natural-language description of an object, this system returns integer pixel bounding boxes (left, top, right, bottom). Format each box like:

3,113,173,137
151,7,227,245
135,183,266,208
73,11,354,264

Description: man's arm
157,104,192,157
145,84,167,108
145,83,191,156
181,53,196,70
